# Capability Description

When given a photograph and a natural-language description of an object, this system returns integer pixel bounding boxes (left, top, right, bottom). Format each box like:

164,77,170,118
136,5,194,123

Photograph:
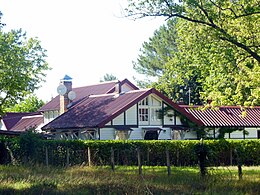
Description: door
144,130,159,140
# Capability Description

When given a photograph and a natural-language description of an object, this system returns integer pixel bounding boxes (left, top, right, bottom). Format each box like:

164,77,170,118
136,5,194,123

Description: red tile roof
39,79,139,112
42,88,188,130
180,105,260,127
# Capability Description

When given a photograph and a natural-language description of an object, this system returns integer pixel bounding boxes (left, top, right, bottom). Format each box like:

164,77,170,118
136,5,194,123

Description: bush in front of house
1,132,260,166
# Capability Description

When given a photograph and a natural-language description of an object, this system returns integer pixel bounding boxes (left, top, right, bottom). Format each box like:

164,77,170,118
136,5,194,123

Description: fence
1,135,260,169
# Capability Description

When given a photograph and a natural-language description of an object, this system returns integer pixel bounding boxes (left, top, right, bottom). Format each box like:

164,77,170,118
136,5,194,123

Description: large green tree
125,0,260,64
0,24,49,115
126,0,260,105
134,18,202,104
6,95,45,113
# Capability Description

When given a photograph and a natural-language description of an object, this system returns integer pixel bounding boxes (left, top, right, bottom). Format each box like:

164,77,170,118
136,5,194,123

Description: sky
1,0,165,102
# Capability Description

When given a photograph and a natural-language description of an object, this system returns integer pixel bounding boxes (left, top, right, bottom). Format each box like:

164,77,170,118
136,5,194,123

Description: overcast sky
1,0,165,101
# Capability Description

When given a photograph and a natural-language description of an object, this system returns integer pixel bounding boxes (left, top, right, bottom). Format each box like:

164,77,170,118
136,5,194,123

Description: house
0,112,44,136
179,105,260,139
2,75,259,140
41,76,193,140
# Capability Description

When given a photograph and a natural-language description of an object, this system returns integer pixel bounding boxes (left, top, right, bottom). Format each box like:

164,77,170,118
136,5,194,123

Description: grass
0,165,259,194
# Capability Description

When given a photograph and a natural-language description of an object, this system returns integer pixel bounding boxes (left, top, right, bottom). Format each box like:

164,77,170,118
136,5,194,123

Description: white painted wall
121,83,134,92
158,128,171,140
129,128,143,140
245,127,258,139
126,105,137,125
113,113,124,125
183,130,198,140
100,128,115,140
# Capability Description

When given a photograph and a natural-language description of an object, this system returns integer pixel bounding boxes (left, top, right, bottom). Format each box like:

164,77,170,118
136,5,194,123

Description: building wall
129,128,143,140
100,128,115,140
113,113,124,125
43,110,59,124
126,105,137,125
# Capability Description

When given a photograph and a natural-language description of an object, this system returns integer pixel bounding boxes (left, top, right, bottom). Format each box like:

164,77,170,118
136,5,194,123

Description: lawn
0,165,259,194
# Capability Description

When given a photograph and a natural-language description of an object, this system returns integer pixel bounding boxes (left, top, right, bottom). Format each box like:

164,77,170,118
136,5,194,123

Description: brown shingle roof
180,105,260,127
42,88,188,130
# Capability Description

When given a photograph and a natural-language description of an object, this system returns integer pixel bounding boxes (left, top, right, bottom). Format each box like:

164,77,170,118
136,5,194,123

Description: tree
0,11,5,28
0,28,49,116
100,73,118,82
134,19,178,79
134,18,202,104
125,0,260,64
125,0,260,105
6,95,45,112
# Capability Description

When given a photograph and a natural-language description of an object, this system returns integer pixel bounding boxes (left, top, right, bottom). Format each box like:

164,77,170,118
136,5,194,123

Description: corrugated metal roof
180,105,260,127
42,88,189,130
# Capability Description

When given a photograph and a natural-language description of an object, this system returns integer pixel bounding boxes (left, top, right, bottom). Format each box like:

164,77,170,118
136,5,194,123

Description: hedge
0,133,260,167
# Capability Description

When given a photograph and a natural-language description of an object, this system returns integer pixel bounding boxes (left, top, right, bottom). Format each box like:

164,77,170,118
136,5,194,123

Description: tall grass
0,165,259,194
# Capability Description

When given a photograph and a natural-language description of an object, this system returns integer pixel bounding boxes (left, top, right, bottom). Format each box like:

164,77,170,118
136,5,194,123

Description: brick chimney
59,75,72,114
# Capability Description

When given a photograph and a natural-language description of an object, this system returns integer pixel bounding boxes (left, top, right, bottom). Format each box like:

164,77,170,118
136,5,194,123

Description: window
139,97,148,106
151,108,160,121
139,108,149,121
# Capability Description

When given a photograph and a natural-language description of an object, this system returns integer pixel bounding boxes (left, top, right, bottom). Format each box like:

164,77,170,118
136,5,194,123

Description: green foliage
126,0,260,106
0,11,5,28
6,95,45,112
100,73,118,82
18,131,44,163
0,138,260,167
0,28,50,116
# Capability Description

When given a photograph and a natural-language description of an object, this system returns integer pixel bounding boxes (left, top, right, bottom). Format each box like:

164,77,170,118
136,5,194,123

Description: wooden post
137,147,142,175
234,148,243,180
166,148,171,176
88,147,91,166
111,147,115,172
45,147,49,167
238,164,242,180
66,148,70,167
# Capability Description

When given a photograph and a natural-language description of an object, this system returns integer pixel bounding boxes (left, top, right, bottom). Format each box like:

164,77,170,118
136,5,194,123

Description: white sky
1,0,165,101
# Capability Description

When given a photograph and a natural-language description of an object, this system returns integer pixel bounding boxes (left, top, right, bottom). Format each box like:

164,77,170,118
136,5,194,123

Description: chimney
59,75,72,114
114,81,121,94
